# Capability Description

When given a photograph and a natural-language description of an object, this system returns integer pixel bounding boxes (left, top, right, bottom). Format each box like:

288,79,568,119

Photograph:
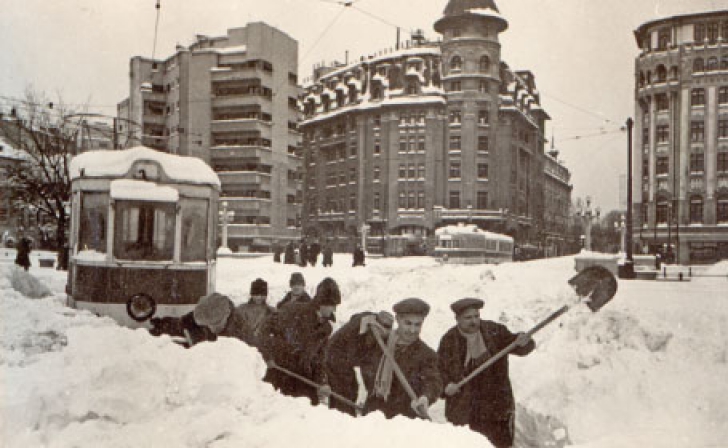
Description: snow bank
2,255,727,447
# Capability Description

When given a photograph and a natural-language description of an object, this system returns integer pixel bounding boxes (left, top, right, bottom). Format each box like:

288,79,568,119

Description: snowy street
1,254,727,447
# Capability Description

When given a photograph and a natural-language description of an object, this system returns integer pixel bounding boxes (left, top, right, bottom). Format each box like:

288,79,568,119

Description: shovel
270,363,364,413
454,265,618,390
370,327,431,420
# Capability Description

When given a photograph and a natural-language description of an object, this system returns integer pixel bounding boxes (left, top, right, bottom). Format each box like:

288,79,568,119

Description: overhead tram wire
151,0,162,61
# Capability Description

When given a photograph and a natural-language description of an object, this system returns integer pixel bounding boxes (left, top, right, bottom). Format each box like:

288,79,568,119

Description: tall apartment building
633,10,728,263
118,22,303,251
300,0,571,255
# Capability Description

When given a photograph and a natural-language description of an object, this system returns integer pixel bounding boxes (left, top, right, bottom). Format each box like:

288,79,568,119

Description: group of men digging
151,273,535,448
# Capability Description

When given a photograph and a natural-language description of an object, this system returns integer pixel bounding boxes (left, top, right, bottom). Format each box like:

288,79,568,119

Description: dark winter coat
359,337,443,419
284,243,296,264
352,247,365,267
276,291,312,310
308,243,321,266
324,312,381,413
259,302,333,403
437,320,535,425
322,247,334,266
299,243,309,267
234,301,275,347
15,237,31,270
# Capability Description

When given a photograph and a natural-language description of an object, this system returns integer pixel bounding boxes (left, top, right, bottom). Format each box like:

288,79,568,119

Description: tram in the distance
67,146,221,327
433,224,514,264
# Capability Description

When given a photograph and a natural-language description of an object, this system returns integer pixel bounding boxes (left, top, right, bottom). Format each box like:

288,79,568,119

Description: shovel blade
568,266,618,312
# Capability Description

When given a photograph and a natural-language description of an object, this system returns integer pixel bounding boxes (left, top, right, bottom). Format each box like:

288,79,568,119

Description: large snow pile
2,255,727,447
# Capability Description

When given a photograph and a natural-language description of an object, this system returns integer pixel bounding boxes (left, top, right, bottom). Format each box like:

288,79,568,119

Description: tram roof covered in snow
69,146,220,189
435,224,513,241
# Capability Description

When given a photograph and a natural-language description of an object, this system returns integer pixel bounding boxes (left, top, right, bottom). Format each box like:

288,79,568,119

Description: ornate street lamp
623,117,635,278
219,200,235,250
576,197,600,251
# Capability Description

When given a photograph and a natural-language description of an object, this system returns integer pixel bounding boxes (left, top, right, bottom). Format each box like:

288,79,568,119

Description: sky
1,0,725,211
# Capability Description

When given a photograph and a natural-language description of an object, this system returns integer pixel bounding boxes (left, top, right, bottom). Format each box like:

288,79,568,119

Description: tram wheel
126,293,157,322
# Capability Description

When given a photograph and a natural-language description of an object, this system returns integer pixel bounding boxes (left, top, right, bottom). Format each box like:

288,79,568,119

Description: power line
151,0,162,60
540,91,620,125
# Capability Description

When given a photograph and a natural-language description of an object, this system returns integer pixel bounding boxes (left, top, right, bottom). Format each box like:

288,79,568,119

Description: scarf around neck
458,326,488,367
373,330,402,400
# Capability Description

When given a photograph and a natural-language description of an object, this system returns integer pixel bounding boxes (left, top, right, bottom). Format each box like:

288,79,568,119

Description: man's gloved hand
515,332,532,348
265,358,277,369
444,383,460,397
410,396,429,418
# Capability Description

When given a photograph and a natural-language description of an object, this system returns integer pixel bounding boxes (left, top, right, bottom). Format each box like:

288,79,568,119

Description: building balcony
211,146,273,161
142,114,166,126
218,171,272,185
212,95,271,109
210,66,272,83
211,119,272,135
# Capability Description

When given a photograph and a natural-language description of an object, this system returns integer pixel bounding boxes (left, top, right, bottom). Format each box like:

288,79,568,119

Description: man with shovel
359,298,442,420
437,298,535,448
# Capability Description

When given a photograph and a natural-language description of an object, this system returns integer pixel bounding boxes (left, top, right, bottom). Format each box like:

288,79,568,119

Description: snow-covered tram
67,146,221,327
433,224,514,264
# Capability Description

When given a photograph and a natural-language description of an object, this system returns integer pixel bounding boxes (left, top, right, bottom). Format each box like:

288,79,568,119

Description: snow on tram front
66,146,221,327
433,223,514,264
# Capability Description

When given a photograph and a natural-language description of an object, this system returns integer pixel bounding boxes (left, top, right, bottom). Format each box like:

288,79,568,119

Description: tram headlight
126,293,157,322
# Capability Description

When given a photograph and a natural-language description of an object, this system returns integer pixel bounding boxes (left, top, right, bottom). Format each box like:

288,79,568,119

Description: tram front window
114,201,176,261
79,192,108,254
181,198,208,262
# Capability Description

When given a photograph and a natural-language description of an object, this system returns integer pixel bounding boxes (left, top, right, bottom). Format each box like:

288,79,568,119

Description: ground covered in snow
1,255,727,447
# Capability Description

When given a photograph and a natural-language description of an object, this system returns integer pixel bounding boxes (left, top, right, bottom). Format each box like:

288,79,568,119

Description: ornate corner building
633,10,728,263
119,22,303,252
300,0,572,255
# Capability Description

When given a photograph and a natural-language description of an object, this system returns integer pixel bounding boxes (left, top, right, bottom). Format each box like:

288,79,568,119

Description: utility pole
623,117,635,279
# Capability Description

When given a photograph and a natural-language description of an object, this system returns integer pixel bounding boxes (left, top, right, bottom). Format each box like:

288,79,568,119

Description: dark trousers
469,414,515,448
326,368,358,416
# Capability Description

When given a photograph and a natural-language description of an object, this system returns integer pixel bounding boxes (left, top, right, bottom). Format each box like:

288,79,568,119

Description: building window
449,110,461,124
399,164,406,179
690,153,705,173
691,89,705,106
707,57,719,71
656,65,667,82
690,197,703,223
477,163,489,179
408,164,416,179
449,81,462,92
450,135,461,150
691,121,705,142
417,191,425,209
693,58,704,73
478,109,489,125
418,136,425,152
479,81,488,93
477,191,488,209
658,28,671,49
400,136,408,152
374,192,380,211
642,128,650,145
407,192,416,209
656,93,669,111
718,153,728,172
479,55,491,72
373,115,381,127
708,22,719,44
718,199,728,223
695,23,706,42
374,139,381,155
373,166,380,181
657,125,670,143
656,201,668,223
642,158,650,177
719,120,728,138
399,191,406,209
450,55,462,72
656,156,669,175
417,163,425,179
449,161,461,179
720,87,728,104
478,135,489,153
350,141,357,156
449,191,461,209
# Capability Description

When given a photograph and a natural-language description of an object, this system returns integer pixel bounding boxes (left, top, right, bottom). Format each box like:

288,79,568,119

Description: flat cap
194,293,233,327
450,298,484,316
393,298,430,316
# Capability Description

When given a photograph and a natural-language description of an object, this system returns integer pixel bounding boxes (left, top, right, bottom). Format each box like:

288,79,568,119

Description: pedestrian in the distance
308,240,321,267
276,272,312,309
322,244,334,267
299,241,309,267
15,234,31,271
284,242,296,264
352,244,365,267
437,298,535,448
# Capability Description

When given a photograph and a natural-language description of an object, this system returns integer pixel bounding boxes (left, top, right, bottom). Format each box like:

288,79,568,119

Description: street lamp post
576,197,600,251
623,117,635,279
219,201,235,251
614,214,626,253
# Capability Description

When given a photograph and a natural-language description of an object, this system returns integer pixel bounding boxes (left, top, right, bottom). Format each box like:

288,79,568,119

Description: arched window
656,65,667,83
450,55,462,72
707,57,719,71
479,55,491,73
693,58,704,73
406,80,418,95
690,196,703,224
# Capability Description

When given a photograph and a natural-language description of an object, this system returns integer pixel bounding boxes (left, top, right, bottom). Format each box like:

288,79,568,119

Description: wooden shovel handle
272,364,363,412
370,327,431,420
455,305,569,389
